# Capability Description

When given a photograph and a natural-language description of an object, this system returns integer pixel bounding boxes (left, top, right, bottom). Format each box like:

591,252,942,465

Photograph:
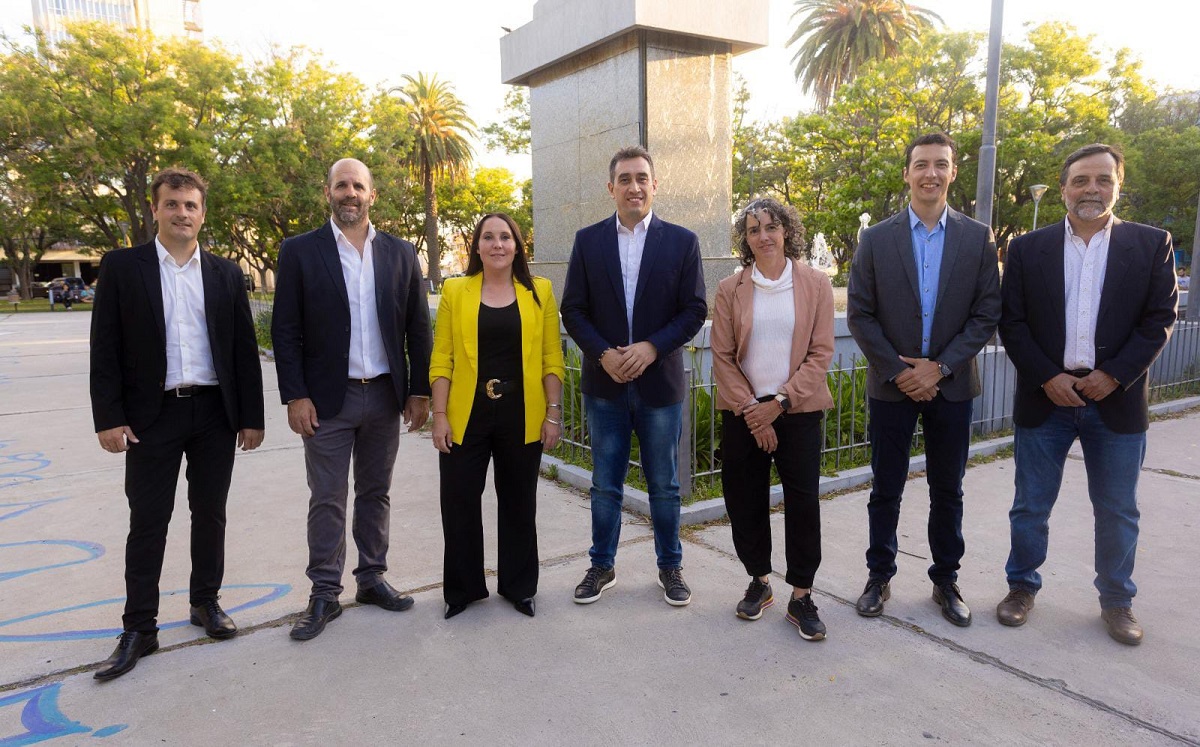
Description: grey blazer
846,207,1001,402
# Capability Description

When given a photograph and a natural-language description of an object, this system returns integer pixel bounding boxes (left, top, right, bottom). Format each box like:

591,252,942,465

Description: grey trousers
303,378,401,601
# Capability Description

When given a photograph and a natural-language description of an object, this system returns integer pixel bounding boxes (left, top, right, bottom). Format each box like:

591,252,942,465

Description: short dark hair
150,167,208,208
1059,143,1124,186
904,132,958,169
609,145,655,182
732,197,808,267
464,213,540,306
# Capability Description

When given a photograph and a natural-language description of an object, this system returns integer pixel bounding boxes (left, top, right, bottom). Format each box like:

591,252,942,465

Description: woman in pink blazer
711,197,835,641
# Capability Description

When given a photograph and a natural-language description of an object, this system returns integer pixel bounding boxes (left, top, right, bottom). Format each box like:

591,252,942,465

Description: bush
254,308,272,349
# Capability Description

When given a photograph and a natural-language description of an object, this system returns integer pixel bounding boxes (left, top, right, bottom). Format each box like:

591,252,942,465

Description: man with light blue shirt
847,133,1001,627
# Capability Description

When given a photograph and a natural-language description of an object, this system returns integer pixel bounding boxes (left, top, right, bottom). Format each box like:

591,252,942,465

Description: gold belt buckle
485,378,503,399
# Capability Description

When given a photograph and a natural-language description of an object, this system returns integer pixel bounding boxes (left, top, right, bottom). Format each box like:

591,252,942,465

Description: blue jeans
585,390,683,569
1006,404,1145,608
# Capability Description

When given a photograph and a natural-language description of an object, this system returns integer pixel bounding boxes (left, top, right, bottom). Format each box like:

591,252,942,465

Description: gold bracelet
544,417,561,425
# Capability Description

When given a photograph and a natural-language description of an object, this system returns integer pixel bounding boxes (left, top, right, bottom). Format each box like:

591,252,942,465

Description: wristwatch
936,362,952,377
774,393,791,411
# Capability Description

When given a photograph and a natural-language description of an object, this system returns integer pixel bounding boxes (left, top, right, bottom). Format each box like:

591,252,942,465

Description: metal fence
552,318,1200,500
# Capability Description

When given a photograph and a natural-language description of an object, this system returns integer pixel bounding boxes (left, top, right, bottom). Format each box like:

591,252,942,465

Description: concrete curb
540,394,1200,526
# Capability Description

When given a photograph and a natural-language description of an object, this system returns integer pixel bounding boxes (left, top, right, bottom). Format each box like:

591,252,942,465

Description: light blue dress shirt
908,205,948,357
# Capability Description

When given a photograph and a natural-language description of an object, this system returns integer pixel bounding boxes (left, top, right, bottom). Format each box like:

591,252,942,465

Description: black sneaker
736,577,774,620
573,566,616,604
786,594,827,641
657,567,692,607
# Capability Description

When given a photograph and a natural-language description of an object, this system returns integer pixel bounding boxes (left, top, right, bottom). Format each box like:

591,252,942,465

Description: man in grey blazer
847,133,1000,626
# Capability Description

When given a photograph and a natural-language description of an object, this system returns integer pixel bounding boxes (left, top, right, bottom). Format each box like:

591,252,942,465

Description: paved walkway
1,311,1197,745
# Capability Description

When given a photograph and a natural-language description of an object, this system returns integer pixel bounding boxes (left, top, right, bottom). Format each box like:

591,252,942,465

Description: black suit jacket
999,218,1178,433
847,207,1001,402
560,213,707,407
89,241,265,434
271,222,432,420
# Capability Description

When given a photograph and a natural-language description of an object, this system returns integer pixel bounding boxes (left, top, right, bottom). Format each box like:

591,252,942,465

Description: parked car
243,273,256,292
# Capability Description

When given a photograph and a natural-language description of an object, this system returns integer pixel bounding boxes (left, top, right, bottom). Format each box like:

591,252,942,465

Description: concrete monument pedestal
500,0,768,299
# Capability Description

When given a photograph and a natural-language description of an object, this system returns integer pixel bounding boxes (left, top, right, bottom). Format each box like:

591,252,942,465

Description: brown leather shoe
1101,607,1144,646
996,589,1036,627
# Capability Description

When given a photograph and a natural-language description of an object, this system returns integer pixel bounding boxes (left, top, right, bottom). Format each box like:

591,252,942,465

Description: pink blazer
711,260,835,414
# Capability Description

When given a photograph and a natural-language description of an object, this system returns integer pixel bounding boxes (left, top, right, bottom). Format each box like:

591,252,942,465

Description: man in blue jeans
560,146,707,607
997,143,1178,645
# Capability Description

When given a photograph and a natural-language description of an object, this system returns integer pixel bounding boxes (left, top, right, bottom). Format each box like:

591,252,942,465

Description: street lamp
1029,184,1049,231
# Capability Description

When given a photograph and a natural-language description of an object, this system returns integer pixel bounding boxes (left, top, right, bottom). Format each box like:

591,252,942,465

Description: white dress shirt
331,218,390,379
616,210,653,343
1062,215,1113,369
156,238,217,389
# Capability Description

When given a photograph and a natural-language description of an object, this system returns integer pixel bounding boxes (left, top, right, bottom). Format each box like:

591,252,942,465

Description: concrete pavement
1,311,1197,745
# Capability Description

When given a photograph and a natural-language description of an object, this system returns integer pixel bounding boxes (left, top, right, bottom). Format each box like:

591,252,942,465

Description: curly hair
732,197,807,267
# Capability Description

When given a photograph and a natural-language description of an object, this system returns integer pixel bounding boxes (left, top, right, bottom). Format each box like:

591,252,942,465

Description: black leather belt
1065,368,1093,377
350,374,391,385
166,385,219,398
477,378,518,399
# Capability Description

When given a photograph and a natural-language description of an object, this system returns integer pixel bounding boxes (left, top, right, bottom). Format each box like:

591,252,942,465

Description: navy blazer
271,222,432,420
847,207,1001,402
560,213,707,407
999,218,1178,433
90,241,265,434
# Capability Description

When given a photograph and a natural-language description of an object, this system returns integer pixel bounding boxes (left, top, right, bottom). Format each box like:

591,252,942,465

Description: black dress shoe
356,579,415,612
94,630,159,681
513,598,536,617
933,582,972,627
444,603,469,619
856,580,890,617
290,599,342,641
190,599,237,639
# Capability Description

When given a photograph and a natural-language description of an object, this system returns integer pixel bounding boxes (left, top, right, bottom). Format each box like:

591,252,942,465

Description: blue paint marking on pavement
0,498,69,523
0,442,51,490
0,583,292,642
0,540,105,583
89,725,128,738
0,683,94,745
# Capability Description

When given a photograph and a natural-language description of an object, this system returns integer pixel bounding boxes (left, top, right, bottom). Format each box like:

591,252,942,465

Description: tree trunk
423,164,441,289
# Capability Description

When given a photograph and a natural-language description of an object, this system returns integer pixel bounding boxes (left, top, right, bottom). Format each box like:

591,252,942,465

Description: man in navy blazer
847,133,1001,627
996,144,1177,645
90,167,264,680
561,146,707,607
272,158,432,640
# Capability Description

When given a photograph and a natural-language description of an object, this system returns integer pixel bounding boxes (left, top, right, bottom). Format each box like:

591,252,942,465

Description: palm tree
395,72,475,288
787,0,942,111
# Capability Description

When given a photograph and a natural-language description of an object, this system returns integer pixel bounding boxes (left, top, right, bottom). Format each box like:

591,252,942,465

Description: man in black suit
847,133,1001,627
89,167,265,681
996,144,1177,645
272,158,432,640
560,146,707,607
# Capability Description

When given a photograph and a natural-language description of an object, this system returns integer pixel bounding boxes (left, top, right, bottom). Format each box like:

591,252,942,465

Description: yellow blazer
430,274,566,445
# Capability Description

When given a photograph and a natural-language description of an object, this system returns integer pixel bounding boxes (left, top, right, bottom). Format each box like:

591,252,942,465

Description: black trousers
720,409,823,589
866,394,972,584
123,388,236,632
439,391,542,606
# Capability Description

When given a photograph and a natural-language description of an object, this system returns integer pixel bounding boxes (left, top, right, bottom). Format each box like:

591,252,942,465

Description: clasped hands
895,355,943,402
743,400,783,454
1042,370,1118,407
600,342,658,384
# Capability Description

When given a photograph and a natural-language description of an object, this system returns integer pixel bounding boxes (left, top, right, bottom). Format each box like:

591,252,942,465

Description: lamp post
1029,184,1049,231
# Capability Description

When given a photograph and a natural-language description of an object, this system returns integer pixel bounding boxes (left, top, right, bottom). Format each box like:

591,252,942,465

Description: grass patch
1,298,92,313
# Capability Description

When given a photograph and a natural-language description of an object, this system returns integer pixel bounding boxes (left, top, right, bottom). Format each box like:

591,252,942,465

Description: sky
2,0,1198,180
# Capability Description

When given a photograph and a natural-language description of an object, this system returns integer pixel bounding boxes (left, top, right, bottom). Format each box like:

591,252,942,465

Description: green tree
0,22,239,251
392,73,475,287
205,48,367,275
786,0,941,111
482,87,530,155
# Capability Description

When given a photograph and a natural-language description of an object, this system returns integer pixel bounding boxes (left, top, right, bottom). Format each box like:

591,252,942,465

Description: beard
333,200,367,227
1069,198,1111,222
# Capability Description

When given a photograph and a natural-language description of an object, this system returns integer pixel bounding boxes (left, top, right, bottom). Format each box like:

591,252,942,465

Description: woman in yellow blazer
712,197,835,641
430,213,565,620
